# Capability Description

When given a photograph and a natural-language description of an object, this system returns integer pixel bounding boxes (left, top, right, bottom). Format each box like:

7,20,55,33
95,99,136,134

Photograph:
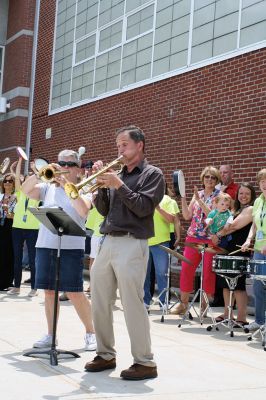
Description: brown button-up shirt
94,159,165,239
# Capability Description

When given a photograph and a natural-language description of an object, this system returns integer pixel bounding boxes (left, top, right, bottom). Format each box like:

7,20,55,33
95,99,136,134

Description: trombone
64,155,124,199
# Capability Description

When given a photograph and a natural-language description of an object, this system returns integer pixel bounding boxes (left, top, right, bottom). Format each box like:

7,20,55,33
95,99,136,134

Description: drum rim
250,274,266,280
213,269,243,273
249,260,266,265
214,255,249,261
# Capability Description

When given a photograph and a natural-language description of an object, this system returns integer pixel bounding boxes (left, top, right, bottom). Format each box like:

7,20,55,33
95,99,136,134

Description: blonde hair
214,193,232,204
200,166,221,184
257,168,266,183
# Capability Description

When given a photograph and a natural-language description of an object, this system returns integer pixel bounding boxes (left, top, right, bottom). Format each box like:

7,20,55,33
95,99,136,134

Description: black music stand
23,206,86,366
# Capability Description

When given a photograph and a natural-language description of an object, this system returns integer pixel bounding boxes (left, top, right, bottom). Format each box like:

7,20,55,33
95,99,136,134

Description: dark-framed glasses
58,161,79,168
204,175,216,180
3,179,14,183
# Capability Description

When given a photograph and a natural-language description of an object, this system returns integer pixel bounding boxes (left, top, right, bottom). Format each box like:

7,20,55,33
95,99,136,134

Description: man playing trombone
84,125,165,380
22,149,96,351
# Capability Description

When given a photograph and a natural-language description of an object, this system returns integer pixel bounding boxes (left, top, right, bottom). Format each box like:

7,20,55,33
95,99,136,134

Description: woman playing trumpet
22,149,96,351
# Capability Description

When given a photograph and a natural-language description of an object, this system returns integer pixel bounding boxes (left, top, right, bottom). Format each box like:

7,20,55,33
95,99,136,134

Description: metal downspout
24,0,41,174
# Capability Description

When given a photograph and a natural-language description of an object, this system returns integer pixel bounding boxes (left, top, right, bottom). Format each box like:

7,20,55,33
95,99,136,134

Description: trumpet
64,155,124,199
0,157,10,178
38,164,69,182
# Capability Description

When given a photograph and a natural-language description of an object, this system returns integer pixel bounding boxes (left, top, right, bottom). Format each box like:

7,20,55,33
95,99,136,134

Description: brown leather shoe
120,364,158,380
84,355,116,372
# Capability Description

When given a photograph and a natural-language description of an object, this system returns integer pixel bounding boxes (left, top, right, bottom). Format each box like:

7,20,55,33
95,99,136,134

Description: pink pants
180,236,216,295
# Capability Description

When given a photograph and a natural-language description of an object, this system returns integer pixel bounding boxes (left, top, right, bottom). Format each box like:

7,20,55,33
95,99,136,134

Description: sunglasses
3,179,14,183
58,161,79,168
204,175,217,180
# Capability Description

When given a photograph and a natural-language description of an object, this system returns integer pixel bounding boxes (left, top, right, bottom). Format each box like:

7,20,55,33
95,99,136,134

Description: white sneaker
7,287,20,295
246,321,262,331
33,334,58,348
144,303,150,311
84,333,97,351
28,289,38,297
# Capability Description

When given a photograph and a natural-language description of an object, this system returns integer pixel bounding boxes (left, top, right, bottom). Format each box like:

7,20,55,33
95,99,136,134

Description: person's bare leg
66,292,94,333
171,291,190,314
86,257,94,292
44,290,59,335
234,290,248,322
223,288,235,319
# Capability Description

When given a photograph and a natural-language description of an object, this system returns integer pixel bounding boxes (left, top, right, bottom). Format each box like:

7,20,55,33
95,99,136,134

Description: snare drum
213,255,249,275
247,260,266,280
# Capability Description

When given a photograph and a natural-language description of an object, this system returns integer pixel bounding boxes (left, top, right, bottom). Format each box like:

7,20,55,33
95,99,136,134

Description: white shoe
33,334,58,348
144,303,150,311
28,289,38,297
84,333,97,351
245,321,262,331
7,287,20,295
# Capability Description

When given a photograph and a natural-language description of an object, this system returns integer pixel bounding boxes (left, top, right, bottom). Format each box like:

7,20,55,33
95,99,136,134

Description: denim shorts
35,248,84,292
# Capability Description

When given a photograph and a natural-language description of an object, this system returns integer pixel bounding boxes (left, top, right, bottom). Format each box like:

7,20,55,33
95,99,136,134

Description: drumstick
236,244,254,252
228,248,242,255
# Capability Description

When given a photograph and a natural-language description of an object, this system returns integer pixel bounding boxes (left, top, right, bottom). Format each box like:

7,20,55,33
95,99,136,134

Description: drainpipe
24,0,41,174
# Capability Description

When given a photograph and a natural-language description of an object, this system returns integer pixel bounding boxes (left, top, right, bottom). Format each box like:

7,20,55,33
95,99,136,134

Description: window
50,0,266,113
0,46,4,95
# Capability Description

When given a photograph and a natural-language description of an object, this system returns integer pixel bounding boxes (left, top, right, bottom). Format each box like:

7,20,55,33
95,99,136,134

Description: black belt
107,231,133,237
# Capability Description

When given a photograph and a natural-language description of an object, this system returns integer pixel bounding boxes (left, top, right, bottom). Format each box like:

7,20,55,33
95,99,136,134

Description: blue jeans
253,252,266,325
144,242,169,305
35,248,84,291
12,228,38,289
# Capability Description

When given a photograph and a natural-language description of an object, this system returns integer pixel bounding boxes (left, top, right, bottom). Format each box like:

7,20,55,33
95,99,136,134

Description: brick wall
6,0,35,38
31,2,266,187
0,0,35,157
30,3,266,289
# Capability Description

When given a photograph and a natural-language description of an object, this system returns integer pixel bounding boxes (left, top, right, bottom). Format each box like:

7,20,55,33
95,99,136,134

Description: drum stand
206,273,245,337
246,280,266,350
150,253,180,322
178,245,215,327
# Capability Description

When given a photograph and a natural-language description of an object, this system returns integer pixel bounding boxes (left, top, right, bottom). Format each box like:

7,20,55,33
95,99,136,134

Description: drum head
173,170,185,197
1,157,10,174
35,158,49,171
16,147,28,161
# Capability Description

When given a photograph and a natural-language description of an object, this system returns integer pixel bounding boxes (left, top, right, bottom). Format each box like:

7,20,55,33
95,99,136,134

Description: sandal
233,320,249,328
215,315,225,323
170,303,188,315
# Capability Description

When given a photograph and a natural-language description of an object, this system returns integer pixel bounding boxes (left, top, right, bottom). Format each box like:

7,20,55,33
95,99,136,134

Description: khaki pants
91,235,156,367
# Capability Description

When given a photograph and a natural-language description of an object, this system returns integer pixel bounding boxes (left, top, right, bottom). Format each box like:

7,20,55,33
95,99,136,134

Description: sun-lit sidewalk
1,273,266,400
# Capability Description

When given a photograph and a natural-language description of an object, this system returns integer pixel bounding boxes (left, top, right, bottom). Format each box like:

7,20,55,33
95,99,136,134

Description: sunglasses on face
3,179,14,183
204,175,216,180
58,161,79,168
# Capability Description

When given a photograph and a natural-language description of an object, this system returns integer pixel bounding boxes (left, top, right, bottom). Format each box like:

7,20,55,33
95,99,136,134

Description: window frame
49,0,266,115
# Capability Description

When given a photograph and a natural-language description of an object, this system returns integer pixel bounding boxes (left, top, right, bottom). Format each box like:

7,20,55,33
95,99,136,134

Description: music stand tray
23,206,86,366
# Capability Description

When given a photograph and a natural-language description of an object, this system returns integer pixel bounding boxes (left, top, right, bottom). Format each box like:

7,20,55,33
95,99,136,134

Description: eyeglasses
58,161,79,168
3,179,14,183
204,175,217,180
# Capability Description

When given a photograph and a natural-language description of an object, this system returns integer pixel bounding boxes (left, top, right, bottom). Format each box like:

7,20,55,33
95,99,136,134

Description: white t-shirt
35,183,87,250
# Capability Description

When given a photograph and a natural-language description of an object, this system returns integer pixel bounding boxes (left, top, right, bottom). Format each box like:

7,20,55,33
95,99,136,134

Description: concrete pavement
1,274,266,400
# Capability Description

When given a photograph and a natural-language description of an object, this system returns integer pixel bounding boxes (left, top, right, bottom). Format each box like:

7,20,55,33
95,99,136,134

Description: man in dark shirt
84,125,165,380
